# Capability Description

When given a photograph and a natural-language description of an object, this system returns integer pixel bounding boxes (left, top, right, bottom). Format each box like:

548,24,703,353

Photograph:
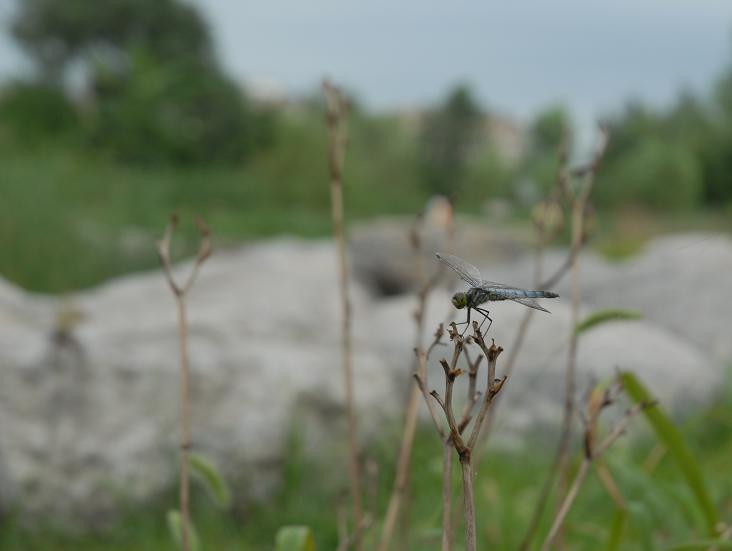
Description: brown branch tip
156,213,212,297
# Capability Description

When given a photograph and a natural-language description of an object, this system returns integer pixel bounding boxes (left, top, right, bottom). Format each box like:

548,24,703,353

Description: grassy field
4,135,732,295
2,372,730,551
3,110,732,550
0,111,431,293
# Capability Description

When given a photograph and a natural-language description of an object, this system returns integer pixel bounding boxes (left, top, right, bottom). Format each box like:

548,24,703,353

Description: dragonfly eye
451,292,467,309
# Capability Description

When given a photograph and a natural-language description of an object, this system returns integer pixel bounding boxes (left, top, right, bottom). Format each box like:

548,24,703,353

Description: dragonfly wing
509,296,551,313
435,253,482,287
478,279,511,289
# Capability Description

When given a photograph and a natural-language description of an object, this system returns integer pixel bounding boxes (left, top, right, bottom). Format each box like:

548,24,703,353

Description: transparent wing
435,253,482,287
480,282,554,313
509,296,551,313
478,279,511,289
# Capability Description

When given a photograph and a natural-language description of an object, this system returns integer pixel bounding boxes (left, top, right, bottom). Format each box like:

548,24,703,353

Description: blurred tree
516,105,571,200
12,0,213,83
596,137,703,210
0,81,79,144
530,105,570,155
90,50,252,164
11,0,270,163
418,84,483,197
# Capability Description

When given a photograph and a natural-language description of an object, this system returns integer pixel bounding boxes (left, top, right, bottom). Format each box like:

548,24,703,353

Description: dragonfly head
451,292,468,310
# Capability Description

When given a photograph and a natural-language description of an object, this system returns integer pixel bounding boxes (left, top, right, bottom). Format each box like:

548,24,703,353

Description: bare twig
413,326,447,437
379,206,453,551
595,460,625,510
156,213,211,551
418,322,507,551
521,126,609,551
440,436,454,551
324,79,363,549
538,382,651,551
553,125,609,526
336,513,375,551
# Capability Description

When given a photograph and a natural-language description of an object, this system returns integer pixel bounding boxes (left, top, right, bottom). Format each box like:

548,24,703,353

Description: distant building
482,113,527,165
242,76,288,106
395,107,528,166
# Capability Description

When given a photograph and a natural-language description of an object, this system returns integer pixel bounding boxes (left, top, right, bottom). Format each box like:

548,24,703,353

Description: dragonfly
436,252,559,332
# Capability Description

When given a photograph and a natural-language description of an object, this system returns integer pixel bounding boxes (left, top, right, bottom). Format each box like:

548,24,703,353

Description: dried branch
466,324,505,451
324,79,363,550
379,205,453,551
336,513,375,551
418,322,508,551
457,350,483,433
538,382,651,551
156,213,211,551
520,126,609,551
440,437,454,551
412,326,447,437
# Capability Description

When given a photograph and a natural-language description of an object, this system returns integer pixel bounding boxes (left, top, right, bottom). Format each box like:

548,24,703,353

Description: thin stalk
538,384,648,551
539,459,590,551
520,128,608,551
324,80,363,548
156,214,211,551
441,437,454,551
423,324,506,551
460,454,477,551
176,297,192,551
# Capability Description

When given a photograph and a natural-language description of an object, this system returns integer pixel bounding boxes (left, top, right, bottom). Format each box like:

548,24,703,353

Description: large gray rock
478,232,732,363
0,233,728,519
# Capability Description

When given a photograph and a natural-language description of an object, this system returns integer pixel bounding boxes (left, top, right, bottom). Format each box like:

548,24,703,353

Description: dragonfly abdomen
468,287,558,305
492,289,559,299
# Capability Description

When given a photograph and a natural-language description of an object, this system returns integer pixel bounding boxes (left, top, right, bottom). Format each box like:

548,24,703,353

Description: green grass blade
189,452,232,509
575,309,642,335
604,507,628,551
166,510,200,551
275,526,317,551
620,372,720,536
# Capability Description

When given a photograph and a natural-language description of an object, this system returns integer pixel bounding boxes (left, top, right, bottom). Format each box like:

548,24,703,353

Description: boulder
0,233,727,519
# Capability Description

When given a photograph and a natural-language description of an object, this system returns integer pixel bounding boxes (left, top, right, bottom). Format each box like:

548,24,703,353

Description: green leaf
620,372,720,536
167,509,200,551
603,507,628,551
575,309,642,335
189,452,232,509
627,501,654,551
275,526,317,551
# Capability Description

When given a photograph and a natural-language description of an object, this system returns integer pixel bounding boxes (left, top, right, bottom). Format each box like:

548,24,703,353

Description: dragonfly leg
474,307,493,332
453,308,472,335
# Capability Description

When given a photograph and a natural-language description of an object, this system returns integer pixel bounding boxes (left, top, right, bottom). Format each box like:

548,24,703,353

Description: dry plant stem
379,210,452,551
539,400,649,551
520,128,609,551
156,214,211,551
425,324,505,551
503,132,569,379
441,437,454,551
324,80,363,549
595,460,625,509
554,131,608,511
176,298,192,551
336,514,375,551
539,458,590,551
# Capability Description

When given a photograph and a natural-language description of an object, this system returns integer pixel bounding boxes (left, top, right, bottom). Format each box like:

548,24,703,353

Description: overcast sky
3,1,732,136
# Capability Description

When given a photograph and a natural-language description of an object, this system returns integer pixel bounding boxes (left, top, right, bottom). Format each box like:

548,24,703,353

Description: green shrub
0,82,79,144
596,138,703,210
89,51,255,164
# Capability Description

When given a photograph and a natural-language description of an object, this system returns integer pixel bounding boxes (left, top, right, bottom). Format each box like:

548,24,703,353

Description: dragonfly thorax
467,287,495,307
